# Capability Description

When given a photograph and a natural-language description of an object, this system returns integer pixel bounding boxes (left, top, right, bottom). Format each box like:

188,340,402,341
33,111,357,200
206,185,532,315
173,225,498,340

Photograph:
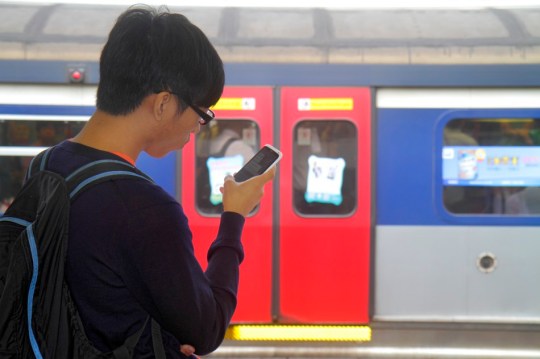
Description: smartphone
234,144,282,182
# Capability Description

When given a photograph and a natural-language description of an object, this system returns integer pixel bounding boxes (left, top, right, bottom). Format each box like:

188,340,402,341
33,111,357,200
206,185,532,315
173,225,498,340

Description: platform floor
205,322,540,358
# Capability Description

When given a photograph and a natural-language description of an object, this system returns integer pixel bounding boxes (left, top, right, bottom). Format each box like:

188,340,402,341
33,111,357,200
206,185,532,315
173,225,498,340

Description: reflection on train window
443,118,540,215
195,119,260,216
0,119,85,146
0,119,86,213
0,155,32,213
293,120,357,216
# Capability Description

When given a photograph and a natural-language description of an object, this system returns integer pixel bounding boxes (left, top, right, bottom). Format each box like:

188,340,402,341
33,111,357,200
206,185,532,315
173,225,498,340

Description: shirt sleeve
118,196,245,355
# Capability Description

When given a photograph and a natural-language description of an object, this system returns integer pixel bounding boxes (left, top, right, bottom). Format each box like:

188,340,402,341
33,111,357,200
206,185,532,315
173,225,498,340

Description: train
2,2,540,358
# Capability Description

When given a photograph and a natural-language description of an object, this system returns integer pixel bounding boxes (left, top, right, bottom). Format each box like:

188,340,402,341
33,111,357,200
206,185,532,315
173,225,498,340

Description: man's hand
180,344,197,357
220,167,276,217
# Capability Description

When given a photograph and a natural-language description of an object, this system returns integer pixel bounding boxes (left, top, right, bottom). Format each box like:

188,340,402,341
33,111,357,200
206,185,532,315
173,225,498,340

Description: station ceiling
1,3,540,64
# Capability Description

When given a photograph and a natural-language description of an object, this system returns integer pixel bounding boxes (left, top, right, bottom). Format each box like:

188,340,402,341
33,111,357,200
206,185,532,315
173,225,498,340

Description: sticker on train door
305,155,345,205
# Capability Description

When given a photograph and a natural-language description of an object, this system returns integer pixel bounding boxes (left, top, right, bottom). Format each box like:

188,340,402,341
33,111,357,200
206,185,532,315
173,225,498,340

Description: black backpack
0,147,166,359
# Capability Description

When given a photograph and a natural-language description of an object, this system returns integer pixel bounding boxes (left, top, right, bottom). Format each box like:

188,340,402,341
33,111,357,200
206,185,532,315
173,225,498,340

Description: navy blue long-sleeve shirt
47,141,245,358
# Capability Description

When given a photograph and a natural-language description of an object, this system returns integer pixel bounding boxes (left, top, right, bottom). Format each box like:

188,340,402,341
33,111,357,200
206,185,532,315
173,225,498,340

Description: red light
68,67,85,83
71,71,81,80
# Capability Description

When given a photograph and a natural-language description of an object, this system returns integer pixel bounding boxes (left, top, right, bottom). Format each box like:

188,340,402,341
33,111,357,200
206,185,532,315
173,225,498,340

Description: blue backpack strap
25,147,54,181
65,159,153,200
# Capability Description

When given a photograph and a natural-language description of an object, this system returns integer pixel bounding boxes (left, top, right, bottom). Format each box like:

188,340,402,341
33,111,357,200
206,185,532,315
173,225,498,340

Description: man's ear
153,92,173,120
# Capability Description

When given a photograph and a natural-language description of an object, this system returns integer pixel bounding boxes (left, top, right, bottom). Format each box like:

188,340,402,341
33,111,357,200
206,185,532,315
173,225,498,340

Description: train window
293,120,357,216
0,119,86,213
195,119,260,216
0,119,85,147
442,118,540,215
0,154,30,213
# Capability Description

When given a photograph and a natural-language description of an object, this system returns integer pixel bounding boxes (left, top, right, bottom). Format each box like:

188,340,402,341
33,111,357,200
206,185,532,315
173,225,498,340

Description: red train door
279,87,371,323
181,86,275,322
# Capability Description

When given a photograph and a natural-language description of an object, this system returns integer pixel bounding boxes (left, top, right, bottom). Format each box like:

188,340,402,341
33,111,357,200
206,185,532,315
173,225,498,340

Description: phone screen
234,145,281,182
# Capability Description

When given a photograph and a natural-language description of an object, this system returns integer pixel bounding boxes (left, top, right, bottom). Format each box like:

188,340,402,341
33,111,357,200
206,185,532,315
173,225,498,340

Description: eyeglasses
156,90,215,125
189,105,215,126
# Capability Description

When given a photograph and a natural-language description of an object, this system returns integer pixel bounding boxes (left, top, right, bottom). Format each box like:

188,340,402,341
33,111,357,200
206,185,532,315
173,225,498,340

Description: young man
45,5,275,358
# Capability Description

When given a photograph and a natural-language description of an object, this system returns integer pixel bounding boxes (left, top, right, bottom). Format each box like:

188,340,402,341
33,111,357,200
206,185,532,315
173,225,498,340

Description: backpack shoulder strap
24,147,54,181
217,137,240,157
110,318,165,359
64,161,165,357
25,147,152,197
65,159,153,201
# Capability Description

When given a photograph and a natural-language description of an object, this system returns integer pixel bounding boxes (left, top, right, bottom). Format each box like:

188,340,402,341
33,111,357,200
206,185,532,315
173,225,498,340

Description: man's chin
145,149,171,159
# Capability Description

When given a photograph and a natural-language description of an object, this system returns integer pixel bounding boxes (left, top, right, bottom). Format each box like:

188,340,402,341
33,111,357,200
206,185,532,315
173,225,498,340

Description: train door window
195,119,260,215
293,120,357,216
0,119,86,213
442,118,540,215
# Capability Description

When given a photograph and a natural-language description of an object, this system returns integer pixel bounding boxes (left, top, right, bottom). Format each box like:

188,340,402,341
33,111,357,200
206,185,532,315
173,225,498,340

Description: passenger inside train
196,119,258,214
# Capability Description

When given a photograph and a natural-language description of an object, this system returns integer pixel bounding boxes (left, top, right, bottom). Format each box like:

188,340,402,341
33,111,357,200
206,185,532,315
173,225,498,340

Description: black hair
96,5,224,115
